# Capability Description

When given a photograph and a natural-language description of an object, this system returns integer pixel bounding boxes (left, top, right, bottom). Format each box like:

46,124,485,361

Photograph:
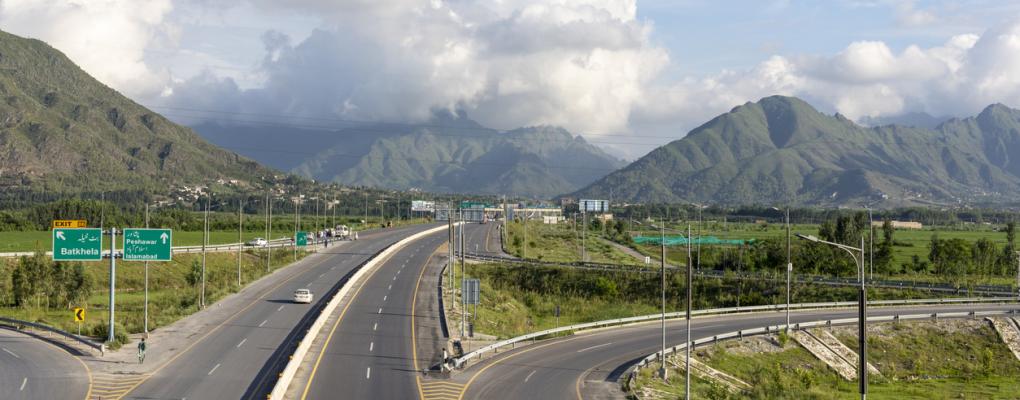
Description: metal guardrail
0,317,105,354
450,297,1018,369
457,252,1018,296
624,308,1020,397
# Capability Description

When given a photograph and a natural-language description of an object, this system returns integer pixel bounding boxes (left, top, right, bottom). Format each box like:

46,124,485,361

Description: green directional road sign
295,231,308,247
123,228,172,261
53,228,103,261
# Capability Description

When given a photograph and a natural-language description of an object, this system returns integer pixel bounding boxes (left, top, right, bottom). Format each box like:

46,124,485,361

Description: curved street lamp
796,233,867,400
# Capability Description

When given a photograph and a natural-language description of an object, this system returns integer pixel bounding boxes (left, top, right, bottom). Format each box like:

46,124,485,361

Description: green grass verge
631,321,1020,399
502,221,638,265
0,248,311,342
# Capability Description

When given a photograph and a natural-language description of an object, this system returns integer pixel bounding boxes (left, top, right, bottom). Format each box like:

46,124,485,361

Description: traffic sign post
123,229,172,261
295,231,308,247
74,307,85,335
52,228,103,261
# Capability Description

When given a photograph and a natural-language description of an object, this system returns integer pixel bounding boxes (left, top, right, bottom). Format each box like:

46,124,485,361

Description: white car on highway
293,289,313,304
246,237,268,247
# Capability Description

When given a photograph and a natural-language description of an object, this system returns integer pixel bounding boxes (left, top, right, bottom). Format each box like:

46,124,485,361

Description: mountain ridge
0,29,277,205
570,95,1020,207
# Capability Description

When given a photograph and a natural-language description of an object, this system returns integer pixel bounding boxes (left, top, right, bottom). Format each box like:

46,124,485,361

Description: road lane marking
2,348,19,358
369,342,374,352
378,308,383,314
393,275,397,280
19,377,26,391
576,342,613,353
373,322,378,331
259,319,268,327
302,230,429,399
457,336,584,400
383,295,387,301
319,273,325,278
524,370,537,382
388,284,392,290
236,338,247,348
207,363,221,375
366,367,371,379
277,305,285,312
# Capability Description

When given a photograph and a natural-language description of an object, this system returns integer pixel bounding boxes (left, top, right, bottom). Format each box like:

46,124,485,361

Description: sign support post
108,228,117,344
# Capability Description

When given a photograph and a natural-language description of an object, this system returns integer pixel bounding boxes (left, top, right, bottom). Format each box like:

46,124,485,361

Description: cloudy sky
2,0,1020,159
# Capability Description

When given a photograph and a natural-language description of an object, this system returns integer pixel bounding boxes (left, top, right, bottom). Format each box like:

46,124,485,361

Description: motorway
452,302,1020,400
0,328,90,400
298,229,450,399
117,224,437,400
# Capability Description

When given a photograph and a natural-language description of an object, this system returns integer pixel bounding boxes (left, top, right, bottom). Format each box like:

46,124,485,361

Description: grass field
631,320,1020,399
502,220,640,265
622,220,1016,283
450,262,660,339
0,247,311,344
0,216,432,252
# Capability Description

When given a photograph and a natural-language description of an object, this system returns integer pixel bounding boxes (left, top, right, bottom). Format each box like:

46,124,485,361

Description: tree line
0,253,94,309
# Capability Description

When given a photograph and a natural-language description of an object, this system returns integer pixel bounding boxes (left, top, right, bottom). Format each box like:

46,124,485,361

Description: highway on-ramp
462,222,505,258
116,224,438,400
0,328,90,400
297,229,450,399
453,302,1020,400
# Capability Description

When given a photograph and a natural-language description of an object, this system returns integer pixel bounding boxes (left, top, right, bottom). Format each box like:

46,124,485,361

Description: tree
875,219,894,273
187,260,203,287
971,238,998,278
67,263,93,307
929,236,970,284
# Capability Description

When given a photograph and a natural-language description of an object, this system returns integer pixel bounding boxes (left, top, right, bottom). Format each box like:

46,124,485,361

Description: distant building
872,221,923,230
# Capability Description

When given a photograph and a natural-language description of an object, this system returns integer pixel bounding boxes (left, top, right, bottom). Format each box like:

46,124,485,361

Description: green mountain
571,96,1020,206
0,30,274,205
289,114,625,198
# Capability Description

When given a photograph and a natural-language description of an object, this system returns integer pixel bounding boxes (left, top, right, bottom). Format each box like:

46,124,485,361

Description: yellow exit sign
52,220,87,229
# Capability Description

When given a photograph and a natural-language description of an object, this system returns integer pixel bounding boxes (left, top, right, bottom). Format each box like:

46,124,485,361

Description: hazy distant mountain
0,30,274,204
191,109,624,198
858,112,949,130
571,96,1020,206
295,114,625,198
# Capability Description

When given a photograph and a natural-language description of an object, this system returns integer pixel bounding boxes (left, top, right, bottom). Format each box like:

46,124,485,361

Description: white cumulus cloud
0,0,175,99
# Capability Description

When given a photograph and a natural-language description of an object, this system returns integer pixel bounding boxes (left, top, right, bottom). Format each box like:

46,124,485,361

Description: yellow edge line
300,245,402,399
118,253,334,399
457,336,583,400
75,352,93,400
411,248,437,400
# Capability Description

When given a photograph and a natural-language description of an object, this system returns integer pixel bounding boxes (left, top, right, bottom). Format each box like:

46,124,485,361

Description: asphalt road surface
461,222,505,257
0,328,90,400
121,224,438,400
455,303,1020,400
299,229,449,399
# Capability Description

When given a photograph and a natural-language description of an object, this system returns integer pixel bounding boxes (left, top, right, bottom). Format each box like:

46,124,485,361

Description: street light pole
659,219,667,380
685,223,693,400
868,207,874,281
796,233,866,400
